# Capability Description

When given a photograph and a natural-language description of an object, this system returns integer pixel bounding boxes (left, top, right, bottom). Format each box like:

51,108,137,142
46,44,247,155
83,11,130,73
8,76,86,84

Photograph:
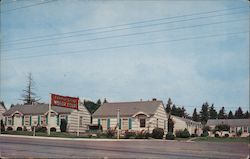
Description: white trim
132,111,150,118
10,111,23,117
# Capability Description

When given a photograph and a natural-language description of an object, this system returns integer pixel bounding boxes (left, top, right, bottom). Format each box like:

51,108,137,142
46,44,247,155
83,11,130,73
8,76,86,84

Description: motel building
92,100,168,133
3,103,90,132
171,115,203,136
206,119,250,137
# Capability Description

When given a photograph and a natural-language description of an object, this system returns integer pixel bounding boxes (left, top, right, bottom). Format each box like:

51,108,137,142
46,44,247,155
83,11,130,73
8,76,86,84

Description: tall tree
228,110,234,119
235,107,244,119
103,98,108,103
181,106,186,117
244,111,250,119
171,104,176,115
167,116,174,133
84,99,100,114
96,99,102,106
200,102,209,125
192,108,199,121
209,104,218,119
218,107,226,119
20,72,40,105
166,98,172,114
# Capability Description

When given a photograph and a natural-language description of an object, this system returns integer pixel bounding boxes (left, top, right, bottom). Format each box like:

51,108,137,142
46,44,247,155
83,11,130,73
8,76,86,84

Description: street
0,136,249,158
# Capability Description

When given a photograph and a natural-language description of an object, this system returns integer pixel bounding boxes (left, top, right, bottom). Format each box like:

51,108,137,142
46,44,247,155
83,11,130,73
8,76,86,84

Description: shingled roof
3,103,73,116
206,119,250,127
92,100,164,118
173,115,201,125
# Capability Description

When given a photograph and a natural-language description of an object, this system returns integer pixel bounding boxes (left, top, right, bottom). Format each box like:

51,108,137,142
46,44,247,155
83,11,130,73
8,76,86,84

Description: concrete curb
0,134,185,142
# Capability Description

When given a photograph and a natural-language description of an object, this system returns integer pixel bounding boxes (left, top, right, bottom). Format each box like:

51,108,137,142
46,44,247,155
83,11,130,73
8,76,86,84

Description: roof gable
92,100,164,118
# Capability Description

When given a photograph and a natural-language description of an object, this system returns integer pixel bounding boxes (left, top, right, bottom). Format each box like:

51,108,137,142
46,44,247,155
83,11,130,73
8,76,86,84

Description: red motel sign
51,94,79,110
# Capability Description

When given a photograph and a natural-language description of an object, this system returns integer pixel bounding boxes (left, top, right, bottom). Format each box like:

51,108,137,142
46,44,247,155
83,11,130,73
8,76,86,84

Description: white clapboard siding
172,116,187,133
0,104,6,120
151,103,168,132
67,104,91,132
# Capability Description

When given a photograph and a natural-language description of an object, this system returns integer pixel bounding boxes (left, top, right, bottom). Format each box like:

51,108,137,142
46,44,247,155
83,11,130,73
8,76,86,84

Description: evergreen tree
209,104,218,119
96,99,102,106
171,104,177,116
228,110,234,119
166,98,172,114
192,108,199,121
103,98,108,103
20,72,40,105
218,107,226,119
167,115,174,133
181,106,186,117
235,107,244,119
200,102,209,125
244,111,250,119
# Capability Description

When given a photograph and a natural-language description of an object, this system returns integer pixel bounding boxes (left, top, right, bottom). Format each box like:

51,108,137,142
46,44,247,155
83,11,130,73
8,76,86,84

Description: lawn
1,131,90,138
193,136,250,143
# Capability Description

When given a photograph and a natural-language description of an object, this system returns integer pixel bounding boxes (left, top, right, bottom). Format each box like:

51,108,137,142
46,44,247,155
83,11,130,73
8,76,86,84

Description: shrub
60,119,67,132
7,127,13,131
145,132,151,139
50,127,57,132
175,128,190,138
191,134,198,137
201,131,209,137
124,130,136,139
181,128,190,138
135,130,146,139
214,124,230,131
106,128,116,138
224,134,229,138
16,127,23,131
166,132,175,140
215,133,220,138
23,126,28,131
152,128,164,139
1,120,5,132
236,129,242,136
202,126,211,133
37,126,47,132
175,130,182,138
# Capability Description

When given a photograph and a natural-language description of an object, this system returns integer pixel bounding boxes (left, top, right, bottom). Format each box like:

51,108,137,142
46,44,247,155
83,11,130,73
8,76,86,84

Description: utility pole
48,94,51,136
117,108,120,139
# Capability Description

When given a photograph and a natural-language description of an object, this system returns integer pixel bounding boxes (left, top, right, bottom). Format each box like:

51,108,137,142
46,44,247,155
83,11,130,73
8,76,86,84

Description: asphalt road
0,136,249,159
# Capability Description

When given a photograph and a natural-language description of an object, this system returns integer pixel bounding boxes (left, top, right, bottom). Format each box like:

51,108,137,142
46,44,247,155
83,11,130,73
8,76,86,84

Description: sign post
48,93,52,136
117,108,120,139
77,99,80,136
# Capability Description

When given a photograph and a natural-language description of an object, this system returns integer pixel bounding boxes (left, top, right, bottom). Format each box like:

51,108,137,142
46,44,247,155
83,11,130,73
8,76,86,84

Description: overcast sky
1,0,249,114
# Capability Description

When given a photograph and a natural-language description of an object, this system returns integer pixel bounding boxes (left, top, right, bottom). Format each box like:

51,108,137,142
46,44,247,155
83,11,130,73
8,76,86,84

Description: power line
3,10,247,47
3,31,248,60
2,17,247,52
2,6,248,44
0,0,33,5
0,0,56,13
